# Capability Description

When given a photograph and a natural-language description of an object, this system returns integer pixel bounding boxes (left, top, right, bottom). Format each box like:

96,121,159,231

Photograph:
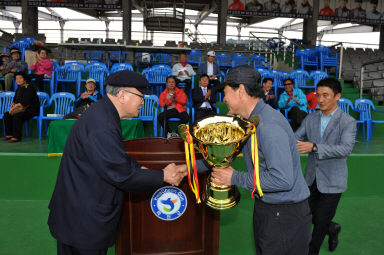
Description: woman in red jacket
158,76,189,137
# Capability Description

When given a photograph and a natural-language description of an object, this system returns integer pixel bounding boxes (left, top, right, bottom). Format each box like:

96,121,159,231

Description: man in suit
192,74,217,121
198,50,221,89
295,78,356,255
48,70,187,255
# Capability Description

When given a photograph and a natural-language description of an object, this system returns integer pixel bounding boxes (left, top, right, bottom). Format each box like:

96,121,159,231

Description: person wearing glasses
48,70,187,255
278,78,308,131
158,76,189,138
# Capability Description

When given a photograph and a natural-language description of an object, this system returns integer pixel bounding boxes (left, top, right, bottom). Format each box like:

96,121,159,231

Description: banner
27,0,121,9
227,0,384,25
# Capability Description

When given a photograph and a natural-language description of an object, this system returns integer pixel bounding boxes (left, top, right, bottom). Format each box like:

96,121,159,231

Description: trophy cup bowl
179,115,256,210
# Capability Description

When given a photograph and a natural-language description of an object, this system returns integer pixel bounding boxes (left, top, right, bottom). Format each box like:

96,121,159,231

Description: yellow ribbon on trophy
183,125,201,204
250,124,263,198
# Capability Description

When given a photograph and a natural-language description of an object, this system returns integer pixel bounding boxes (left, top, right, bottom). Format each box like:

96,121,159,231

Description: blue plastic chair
83,62,109,96
338,98,354,114
143,65,172,96
216,53,232,69
290,69,310,89
38,92,75,140
110,63,134,73
55,62,84,96
136,52,154,72
160,106,190,137
309,70,328,89
315,46,338,75
187,50,202,68
251,55,270,69
25,92,50,137
132,95,159,137
0,91,15,136
107,51,122,69
354,98,384,142
154,53,172,66
84,50,103,63
232,54,248,67
296,49,319,71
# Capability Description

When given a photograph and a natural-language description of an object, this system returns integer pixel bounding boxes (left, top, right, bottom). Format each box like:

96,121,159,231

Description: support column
22,0,38,36
217,0,228,45
380,25,384,51
302,0,319,47
105,20,110,40
13,21,21,34
59,20,65,43
122,0,132,42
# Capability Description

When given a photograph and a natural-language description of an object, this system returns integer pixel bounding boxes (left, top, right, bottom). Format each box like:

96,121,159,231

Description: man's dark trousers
308,181,342,255
253,198,312,255
57,241,108,255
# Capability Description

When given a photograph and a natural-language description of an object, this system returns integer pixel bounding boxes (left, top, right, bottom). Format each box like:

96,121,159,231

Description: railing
359,59,384,98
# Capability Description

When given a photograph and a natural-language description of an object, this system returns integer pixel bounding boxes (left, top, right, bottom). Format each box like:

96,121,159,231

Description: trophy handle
178,124,189,142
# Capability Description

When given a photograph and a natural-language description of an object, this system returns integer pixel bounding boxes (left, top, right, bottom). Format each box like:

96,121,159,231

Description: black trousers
4,111,34,139
195,108,216,122
57,241,108,255
253,198,312,255
158,108,189,133
287,106,307,132
30,73,45,92
308,181,342,255
176,78,192,96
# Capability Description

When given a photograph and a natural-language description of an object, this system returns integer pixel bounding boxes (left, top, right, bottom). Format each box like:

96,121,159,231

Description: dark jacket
198,62,221,77
192,86,216,109
13,85,39,116
48,96,164,250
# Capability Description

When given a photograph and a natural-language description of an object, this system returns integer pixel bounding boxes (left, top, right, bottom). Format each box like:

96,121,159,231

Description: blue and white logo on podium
151,186,187,221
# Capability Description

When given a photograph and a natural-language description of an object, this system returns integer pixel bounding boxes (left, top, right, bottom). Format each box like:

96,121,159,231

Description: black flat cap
105,70,151,95
224,65,261,87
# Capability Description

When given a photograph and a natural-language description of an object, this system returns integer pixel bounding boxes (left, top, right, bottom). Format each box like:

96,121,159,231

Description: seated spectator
192,74,217,121
172,53,196,95
0,53,10,67
262,77,276,108
198,51,221,90
0,48,27,91
158,76,189,137
306,91,318,110
2,72,39,143
29,48,53,92
278,78,308,131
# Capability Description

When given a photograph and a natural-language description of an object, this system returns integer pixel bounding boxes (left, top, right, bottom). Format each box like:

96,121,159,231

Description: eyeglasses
123,90,144,102
283,83,293,86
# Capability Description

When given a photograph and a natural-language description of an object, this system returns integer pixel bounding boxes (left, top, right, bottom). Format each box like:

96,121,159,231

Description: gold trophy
178,115,262,210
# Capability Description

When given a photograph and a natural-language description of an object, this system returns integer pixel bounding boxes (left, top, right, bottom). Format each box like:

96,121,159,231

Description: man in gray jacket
295,78,356,255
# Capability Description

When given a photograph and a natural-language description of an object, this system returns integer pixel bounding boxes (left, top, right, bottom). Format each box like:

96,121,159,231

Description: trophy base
203,176,241,210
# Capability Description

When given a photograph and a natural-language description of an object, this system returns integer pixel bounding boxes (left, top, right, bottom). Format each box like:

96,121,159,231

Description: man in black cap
48,70,187,255
205,65,311,255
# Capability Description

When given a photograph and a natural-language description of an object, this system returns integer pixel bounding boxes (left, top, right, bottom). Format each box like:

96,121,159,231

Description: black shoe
328,223,341,252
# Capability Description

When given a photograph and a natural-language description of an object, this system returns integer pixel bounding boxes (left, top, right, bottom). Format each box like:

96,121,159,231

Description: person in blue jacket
48,70,187,255
278,78,308,131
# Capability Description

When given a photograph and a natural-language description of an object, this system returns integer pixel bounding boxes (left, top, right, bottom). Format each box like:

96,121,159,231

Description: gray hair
105,85,123,96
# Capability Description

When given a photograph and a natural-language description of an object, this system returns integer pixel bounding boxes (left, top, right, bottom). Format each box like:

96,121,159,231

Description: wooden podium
116,137,220,255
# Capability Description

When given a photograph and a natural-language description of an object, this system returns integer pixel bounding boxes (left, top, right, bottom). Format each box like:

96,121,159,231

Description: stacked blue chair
143,65,172,96
296,49,319,71
309,70,328,89
354,98,384,142
187,50,202,68
55,62,84,96
290,69,310,89
338,98,354,114
232,54,248,67
84,62,109,96
137,52,154,72
107,51,122,69
251,55,270,69
154,53,172,67
216,53,232,70
110,63,134,73
38,92,75,140
315,46,338,75
25,92,50,137
84,50,103,63
132,95,159,137
0,91,15,136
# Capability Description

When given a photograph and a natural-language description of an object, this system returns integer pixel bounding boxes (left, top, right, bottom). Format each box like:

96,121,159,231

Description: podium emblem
151,186,187,221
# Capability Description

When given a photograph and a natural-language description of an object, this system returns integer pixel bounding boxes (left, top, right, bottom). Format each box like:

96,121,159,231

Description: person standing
48,70,186,255
204,65,311,255
295,78,356,255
